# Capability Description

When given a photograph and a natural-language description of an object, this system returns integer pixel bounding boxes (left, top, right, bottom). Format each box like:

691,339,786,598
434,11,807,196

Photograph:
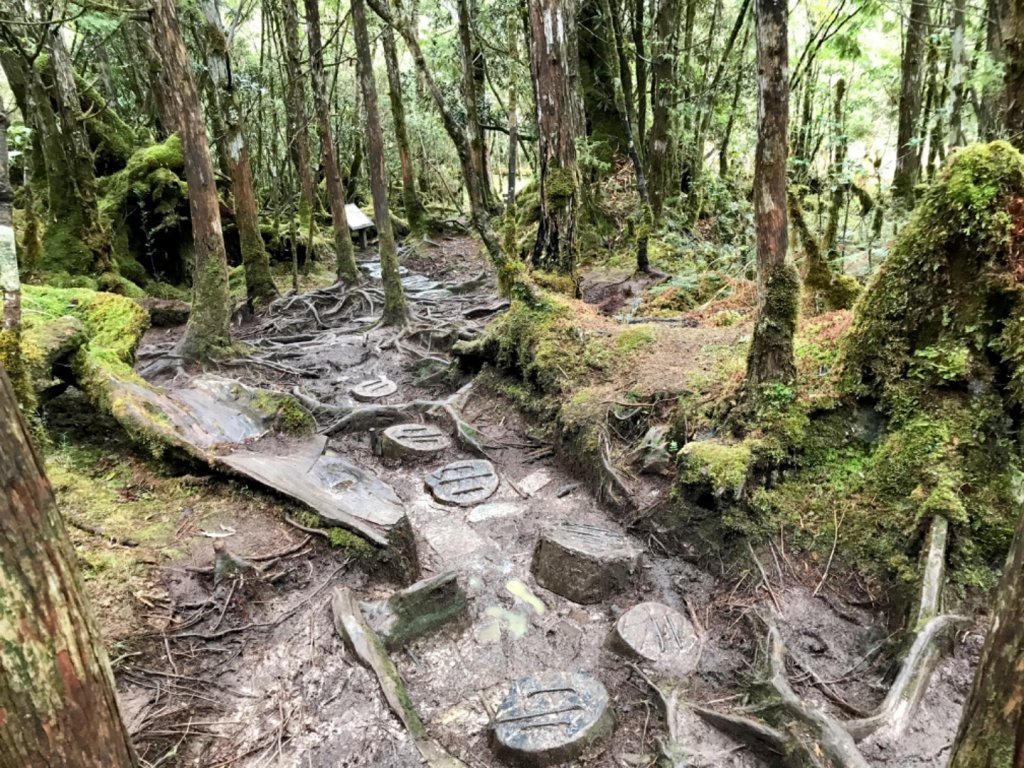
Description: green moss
249,391,315,436
544,167,577,207
678,440,753,498
615,326,655,355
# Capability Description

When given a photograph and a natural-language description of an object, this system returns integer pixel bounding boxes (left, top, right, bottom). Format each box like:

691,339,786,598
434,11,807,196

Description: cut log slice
425,459,499,506
351,377,398,402
531,522,642,604
612,602,699,672
377,423,450,460
491,670,613,767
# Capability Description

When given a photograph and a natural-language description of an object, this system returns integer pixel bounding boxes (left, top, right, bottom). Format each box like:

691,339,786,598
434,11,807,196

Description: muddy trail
97,237,977,768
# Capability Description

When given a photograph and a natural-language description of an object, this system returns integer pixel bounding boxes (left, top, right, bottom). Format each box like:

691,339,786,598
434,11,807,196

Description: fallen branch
65,515,140,547
331,586,467,768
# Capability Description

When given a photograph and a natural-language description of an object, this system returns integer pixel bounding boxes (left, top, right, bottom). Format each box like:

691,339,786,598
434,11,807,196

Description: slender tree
456,0,496,212
947,507,1024,768
0,100,20,389
1004,0,1024,148
892,0,930,203
528,0,585,277
746,0,799,389
947,0,967,147
304,0,360,283
151,0,232,359
647,0,683,220
351,0,408,325
381,22,427,235
0,366,138,768
198,0,278,307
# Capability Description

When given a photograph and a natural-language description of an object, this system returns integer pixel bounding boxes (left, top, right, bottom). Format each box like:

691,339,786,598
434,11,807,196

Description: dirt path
68,237,976,767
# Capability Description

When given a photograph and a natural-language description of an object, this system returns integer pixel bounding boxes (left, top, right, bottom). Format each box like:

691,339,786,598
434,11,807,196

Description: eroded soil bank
46,236,980,768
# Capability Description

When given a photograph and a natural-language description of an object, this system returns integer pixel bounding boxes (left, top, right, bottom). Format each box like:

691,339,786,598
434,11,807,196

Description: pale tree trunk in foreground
0,102,20,382
745,0,799,388
0,366,138,768
152,0,232,360
351,0,408,325
304,0,360,284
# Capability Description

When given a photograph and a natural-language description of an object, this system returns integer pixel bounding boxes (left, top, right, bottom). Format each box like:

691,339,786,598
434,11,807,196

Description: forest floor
43,235,980,768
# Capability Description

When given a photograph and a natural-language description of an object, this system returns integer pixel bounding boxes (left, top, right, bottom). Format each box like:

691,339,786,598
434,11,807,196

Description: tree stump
531,522,641,604
375,422,450,460
424,459,499,506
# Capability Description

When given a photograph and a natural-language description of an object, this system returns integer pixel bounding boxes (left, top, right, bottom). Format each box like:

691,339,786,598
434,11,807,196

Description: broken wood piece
691,705,789,761
212,541,257,584
360,571,469,650
330,586,467,768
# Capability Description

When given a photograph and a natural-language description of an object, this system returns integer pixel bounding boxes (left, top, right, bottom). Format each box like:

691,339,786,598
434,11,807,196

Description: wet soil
50,236,979,767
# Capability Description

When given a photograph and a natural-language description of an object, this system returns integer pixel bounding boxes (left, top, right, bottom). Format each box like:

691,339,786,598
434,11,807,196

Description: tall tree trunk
456,0,496,212
579,0,628,162
1004,0,1024,148
824,77,847,258
947,0,967,147
506,15,520,208
892,0,930,204
381,24,427,235
0,366,138,768
947,507,1024,768
198,0,278,308
151,0,232,360
746,0,799,390
304,0,359,283
719,26,749,178
528,0,584,278
647,0,682,220
351,0,408,325
0,102,22,394
277,0,317,248
631,0,647,148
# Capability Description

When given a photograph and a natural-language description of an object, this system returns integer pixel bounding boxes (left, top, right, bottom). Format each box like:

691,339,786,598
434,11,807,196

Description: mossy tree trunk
352,0,408,326
381,24,427,236
824,78,848,258
277,0,318,250
151,0,231,360
456,0,496,213
1004,0,1024,150
892,0,930,204
198,0,278,308
947,507,1024,768
0,102,23,400
528,0,584,278
746,0,799,389
303,0,359,284
0,367,138,768
947,0,967,148
579,0,628,163
647,0,682,221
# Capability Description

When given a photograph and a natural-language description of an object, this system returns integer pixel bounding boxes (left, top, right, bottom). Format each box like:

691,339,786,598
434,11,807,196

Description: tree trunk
198,0,278,308
529,0,585,278
506,15,520,208
719,26,749,178
351,0,408,326
304,0,359,283
579,0,628,162
1004,0,1024,148
0,366,138,768
647,0,682,220
151,0,232,360
947,0,967,147
892,0,930,204
456,0,496,213
0,102,22,395
746,0,799,389
947,507,1024,768
381,24,427,235
277,0,317,248
631,0,647,149
824,77,847,258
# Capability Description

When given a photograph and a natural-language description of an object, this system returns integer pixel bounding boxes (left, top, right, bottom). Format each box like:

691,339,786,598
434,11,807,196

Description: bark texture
0,103,21,391
947,508,1024,768
1004,0,1024,149
152,0,232,360
352,0,408,325
199,0,278,307
0,367,137,768
647,0,682,219
304,0,359,283
529,0,584,277
746,0,798,388
278,0,318,240
892,0,930,202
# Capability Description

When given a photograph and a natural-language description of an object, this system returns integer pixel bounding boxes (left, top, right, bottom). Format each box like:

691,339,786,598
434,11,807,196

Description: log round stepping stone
531,522,642,604
350,377,398,402
425,459,499,506
376,423,450,460
612,602,699,671
492,670,613,766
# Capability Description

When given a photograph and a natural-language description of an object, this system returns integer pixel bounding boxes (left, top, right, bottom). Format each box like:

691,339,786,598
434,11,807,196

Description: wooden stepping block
376,423,450,460
350,377,397,402
360,571,468,650
612,602,699,672
531,522,641,604
492,670,613,766
425,459,499,506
